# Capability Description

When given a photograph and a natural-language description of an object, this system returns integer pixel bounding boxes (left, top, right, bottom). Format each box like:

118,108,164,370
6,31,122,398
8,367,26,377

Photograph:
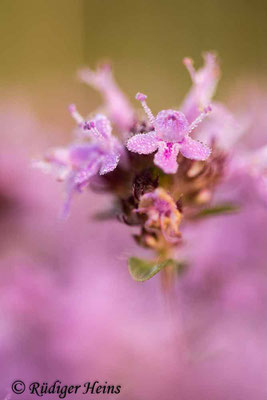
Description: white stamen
69,104,84,125
83,121,104,141
188,106,212,134
136,92,155,125
183,57,196,82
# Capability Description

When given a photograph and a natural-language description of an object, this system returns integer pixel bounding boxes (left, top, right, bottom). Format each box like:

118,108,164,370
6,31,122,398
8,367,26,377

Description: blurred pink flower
181,53,241,148
78,63,135,132
34,107,123,216
182,52,220,122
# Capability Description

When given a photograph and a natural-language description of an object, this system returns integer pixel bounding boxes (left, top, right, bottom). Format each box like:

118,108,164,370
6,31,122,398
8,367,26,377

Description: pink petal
180,136,211,160
62,164,98,219
69,144,100,165
74,159,101,186
127,131,158,154
154,110,189,143
94,114,112,137
195,102,242,150
154,142,180,174
99,152,120,175
61,173,76,219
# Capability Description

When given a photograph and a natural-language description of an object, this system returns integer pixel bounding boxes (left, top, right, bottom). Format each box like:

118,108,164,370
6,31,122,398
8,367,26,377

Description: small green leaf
192,203,240,219
128,257,172,281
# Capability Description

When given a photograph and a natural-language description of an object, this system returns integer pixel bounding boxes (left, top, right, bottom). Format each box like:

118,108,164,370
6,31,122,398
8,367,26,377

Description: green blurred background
1,0,267,132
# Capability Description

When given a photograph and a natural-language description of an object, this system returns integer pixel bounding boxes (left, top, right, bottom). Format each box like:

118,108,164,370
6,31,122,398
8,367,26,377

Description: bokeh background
0,1,267,399
1,0,267,134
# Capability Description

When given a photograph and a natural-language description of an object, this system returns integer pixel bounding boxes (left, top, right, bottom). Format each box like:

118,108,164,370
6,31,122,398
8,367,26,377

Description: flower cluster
35,52,265,281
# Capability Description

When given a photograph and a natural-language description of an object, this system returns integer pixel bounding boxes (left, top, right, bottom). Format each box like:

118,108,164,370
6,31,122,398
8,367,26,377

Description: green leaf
128,257,172,282
192,203,240,219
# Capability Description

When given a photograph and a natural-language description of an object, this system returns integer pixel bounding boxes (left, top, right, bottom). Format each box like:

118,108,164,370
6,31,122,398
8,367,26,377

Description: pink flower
34,105,123,216
78,63,135,131
127,93,211,174
180,52,241,148
181,52,220,122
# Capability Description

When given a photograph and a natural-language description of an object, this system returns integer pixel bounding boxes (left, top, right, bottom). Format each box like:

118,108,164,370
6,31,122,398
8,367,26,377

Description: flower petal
61,173,76,219
61,159,101,219
154,142,180,174
99,152,120,175
74,159,101,186
155,110,189,143
127,131,158,154
195,102,243,150
180,136,211,160
69,144,101,165
33,148,71,181
94,114,112,137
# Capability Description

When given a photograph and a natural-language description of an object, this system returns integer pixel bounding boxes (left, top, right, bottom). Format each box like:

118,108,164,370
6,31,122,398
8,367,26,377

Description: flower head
127,93,211,174
34,105,123,216
136,188,182,244
78,63,135,131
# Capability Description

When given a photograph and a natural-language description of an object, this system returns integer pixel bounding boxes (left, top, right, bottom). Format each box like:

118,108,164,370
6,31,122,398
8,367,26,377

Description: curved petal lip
127,131,158,154
153,143,180,174
99,153,120,175
180,137,211,160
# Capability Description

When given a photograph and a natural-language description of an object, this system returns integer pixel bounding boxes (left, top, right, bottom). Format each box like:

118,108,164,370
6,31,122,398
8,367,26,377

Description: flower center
164,143,173,159
167,114,177,121
154,199,171,215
